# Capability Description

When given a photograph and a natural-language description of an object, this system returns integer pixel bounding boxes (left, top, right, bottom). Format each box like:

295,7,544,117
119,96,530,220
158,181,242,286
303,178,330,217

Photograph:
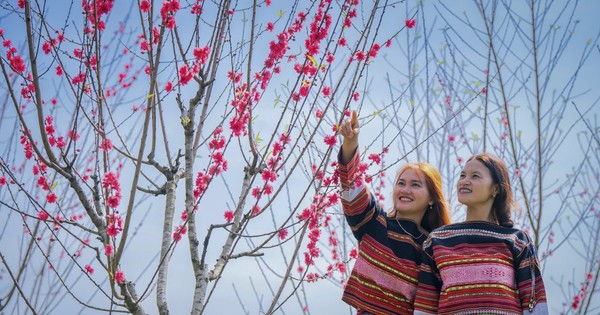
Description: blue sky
1,0,599,314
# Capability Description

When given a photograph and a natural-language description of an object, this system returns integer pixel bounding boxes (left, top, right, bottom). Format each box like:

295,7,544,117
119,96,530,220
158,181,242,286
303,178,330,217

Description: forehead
397,168,426,182
462,159,490,173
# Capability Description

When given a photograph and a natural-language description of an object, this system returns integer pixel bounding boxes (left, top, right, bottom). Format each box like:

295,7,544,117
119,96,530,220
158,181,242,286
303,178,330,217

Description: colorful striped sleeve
337,147,377,240
413,238,441,315
338,147,369,215
514,233,549,314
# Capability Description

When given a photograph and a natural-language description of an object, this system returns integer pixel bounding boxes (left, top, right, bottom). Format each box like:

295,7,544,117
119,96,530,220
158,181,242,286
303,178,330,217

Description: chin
395,207,414,214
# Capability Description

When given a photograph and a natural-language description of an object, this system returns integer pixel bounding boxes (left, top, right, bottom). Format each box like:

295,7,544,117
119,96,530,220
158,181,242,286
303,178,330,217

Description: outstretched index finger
351,110,359,129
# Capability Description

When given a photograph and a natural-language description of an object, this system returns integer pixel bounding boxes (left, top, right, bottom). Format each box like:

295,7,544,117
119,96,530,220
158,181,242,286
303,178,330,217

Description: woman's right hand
339,110,359,140
339,110,359,164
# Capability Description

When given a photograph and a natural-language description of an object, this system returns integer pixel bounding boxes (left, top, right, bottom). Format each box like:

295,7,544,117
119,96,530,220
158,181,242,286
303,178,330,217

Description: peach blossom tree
0,0,598,314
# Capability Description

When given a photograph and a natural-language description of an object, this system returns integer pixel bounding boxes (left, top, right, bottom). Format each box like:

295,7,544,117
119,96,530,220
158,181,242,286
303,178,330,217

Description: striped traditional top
339,149,427,315
414,221,548,315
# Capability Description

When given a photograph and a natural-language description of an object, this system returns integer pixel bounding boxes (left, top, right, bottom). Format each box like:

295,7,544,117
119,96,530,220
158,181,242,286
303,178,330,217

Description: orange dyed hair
394,162,451,232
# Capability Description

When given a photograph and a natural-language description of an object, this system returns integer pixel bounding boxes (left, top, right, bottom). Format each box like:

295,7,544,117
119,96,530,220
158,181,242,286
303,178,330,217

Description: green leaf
273,92,281,107
306,54,317,67
255,131,262,145
278,10,284,17
181,116,190,125
51,181,58,190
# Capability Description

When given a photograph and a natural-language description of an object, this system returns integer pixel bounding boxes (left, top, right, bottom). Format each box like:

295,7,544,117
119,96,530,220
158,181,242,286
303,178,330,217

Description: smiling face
457,159,497,215
393,168,432,222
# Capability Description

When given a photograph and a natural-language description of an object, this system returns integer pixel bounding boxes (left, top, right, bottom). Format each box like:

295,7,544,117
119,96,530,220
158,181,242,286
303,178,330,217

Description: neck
395,211,423,226
465,205,493,222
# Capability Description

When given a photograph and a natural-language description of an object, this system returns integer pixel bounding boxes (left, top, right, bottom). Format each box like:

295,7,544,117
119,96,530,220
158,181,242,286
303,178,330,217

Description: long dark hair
467,153,515,228
394,162,451,232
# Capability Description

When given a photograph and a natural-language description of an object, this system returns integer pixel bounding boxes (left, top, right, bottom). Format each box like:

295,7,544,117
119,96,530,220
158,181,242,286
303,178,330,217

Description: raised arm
339,110,359,164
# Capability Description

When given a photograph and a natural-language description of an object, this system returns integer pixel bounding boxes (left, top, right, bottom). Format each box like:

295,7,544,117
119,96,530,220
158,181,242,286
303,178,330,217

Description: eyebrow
398,179,423,184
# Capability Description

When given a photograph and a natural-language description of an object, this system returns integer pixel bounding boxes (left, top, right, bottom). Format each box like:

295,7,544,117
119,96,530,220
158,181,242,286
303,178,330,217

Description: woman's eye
412,183,421,188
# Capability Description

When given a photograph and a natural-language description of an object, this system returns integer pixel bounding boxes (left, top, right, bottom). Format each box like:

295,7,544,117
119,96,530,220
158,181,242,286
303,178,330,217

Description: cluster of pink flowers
38,210,50,221
190,0,203,15
264,11,306,69
140,0,151,12
102,171,122,209
114,270,125,284
250,133,290,202
71,71,87,86
41,32,64,56
44,116,67,149
571,273,594,310
105,213,123,237
85,264,94,274
178,64,196,86
160,0,180,29
193,46,210,65
229,84,251,136
105,243,113,256
194,171,211,200
3,39,26,74
208,126,228,176
367,153,381,165
323,134,337,147
19,131,35,160
186,152,221,231
100,138,113,152
223,210,234,223
277,228,288,240
173,224,188,242
297,190,339,264
82,0,114,32
371,148,389,204
305,2,332,56
21,73,35,99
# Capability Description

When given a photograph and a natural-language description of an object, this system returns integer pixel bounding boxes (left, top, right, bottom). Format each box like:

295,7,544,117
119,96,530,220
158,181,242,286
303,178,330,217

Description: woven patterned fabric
414,221,548,315
339,149,426,315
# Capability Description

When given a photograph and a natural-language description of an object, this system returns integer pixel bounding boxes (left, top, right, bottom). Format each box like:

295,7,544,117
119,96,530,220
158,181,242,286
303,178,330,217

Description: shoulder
426,221,529,244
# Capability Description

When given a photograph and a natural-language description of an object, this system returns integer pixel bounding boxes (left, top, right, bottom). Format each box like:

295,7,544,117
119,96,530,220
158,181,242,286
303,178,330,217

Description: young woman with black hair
414,153,548,315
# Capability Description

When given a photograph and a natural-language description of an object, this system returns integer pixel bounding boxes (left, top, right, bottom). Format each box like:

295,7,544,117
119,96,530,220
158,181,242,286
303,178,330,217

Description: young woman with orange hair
338,110,451,314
